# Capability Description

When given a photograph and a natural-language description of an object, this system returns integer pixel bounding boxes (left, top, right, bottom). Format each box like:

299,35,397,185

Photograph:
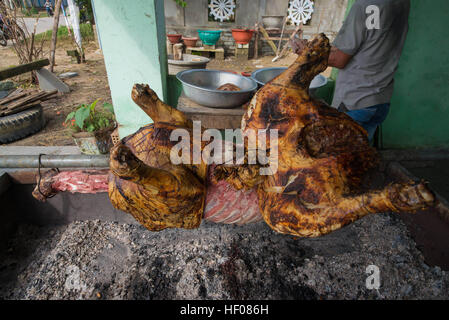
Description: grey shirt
332,0,410,110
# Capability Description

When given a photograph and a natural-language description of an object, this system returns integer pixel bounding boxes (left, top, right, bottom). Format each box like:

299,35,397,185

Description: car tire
0,106,45,144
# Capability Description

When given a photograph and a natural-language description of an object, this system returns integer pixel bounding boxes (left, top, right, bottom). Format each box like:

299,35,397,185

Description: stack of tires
0,106,45,144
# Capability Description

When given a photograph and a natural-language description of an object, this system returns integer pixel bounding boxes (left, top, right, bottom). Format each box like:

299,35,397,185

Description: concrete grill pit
0,150,448,300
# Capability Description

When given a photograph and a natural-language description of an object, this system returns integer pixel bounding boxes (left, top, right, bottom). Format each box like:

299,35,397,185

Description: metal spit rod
0,155,110,169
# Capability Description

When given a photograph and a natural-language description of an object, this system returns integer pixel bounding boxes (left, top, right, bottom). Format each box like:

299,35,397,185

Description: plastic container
231,29,255,45
197,30,222,46
182,37,199,47
167,34,182,44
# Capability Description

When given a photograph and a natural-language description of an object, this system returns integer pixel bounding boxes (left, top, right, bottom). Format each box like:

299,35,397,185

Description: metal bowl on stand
251,67,328,97
176,69,258,108
167,54,210,76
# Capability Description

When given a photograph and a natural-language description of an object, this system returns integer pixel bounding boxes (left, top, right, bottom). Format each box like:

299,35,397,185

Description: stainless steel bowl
176,69,258,108
251,67,287,88
251,67,328,96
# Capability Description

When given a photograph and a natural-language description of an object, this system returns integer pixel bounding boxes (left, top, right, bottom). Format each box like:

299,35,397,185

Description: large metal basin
176,69,258,108
251,67,328,96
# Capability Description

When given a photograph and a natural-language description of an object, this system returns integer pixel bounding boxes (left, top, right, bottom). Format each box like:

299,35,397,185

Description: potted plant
182,36,199,48
197,30,222,46
261,16,285,29
64,100,116,155
231,28,255,45
167,33,183,44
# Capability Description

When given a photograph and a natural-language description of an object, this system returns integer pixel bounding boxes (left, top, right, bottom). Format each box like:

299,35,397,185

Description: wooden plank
258,26,277,55
177,94,246,116
0,102,41,117
0,92,45,110
261,37,291,41
272,25,302,62
1,90,57,112
0,91,27,106
0,90,57,117
187,47,224,53
276,17,288,57
254,24,259,59
0,59,50,81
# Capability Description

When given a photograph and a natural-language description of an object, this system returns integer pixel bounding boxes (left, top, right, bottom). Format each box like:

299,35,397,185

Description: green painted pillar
92,0,168,138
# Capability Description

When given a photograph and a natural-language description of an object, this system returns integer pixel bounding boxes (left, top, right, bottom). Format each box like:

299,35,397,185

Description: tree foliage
173,0,187,8
74,0,94,24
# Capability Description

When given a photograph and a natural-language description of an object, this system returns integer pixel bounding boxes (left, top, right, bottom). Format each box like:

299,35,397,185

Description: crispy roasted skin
217,34,436,237
108,84,207,231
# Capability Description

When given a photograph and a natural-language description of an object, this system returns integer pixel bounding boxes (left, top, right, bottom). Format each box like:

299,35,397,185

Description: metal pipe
0,155,110,169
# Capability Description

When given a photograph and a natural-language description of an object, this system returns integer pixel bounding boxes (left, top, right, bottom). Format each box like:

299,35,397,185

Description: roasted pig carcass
107,85,261,230
104,33,435,237
108,84,208,231
216,33,436,237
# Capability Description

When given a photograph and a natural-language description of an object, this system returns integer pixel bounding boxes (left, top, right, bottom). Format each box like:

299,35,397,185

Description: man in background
45,0,54,17
293,0,411,142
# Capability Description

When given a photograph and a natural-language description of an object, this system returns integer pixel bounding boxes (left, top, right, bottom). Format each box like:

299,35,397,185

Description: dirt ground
0,40,112,146
1,40,330,146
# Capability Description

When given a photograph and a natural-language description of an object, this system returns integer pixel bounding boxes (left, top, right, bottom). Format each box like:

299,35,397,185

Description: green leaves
64,100,116,133
65,111,76,122
103,102,114,114
86,123,96,132
89,99,100,113
173,0,187,8
75,105,91,129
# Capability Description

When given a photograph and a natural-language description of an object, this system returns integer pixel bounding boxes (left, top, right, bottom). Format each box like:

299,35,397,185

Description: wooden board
186,47,225,60
177,94,246,129
0,90,58,117
0,59,50,81
258,26,277,54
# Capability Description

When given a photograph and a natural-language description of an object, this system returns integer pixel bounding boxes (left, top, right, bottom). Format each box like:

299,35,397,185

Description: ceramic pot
167,34,182,44
231,29,255,45
182,37,199,47
261,15,284,29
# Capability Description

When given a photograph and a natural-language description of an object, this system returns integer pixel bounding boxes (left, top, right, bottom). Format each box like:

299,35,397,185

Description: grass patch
20,9,52,19
34,24,95,43
21,7,39,17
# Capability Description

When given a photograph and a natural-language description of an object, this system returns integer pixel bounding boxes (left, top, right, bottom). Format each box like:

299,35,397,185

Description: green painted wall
92,0,168,138
382,0,449,148
167,75,182,108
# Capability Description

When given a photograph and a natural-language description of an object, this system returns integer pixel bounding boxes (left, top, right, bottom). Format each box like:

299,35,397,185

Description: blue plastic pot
197,30,222,46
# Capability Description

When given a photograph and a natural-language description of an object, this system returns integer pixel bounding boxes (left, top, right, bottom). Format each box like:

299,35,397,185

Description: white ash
0,213,448,300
